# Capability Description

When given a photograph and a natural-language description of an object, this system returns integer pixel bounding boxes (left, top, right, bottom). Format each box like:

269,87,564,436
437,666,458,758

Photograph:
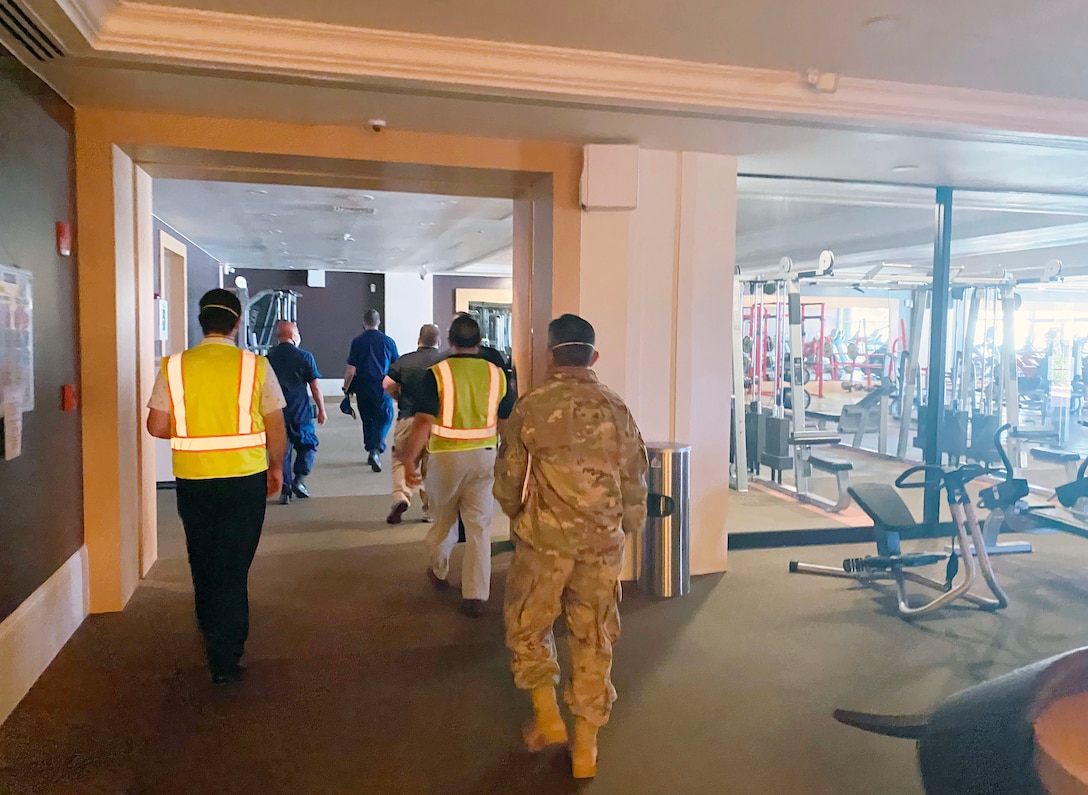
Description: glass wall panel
731,178,936,534
950,192,1088,502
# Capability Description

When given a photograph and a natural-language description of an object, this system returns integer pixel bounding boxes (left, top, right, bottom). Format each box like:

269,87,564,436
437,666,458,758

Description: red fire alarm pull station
61,384,78,412
56,222,72,257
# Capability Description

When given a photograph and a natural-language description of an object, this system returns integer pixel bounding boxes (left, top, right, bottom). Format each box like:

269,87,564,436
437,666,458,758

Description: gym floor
2,426,1087,793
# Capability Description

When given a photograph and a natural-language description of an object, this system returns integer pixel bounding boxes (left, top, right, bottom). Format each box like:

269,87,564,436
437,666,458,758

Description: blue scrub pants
357,390,394,454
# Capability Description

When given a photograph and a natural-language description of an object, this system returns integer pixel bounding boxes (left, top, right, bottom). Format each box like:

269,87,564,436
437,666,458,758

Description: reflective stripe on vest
171,432,267,452
431,359,501,441
167,349,264,452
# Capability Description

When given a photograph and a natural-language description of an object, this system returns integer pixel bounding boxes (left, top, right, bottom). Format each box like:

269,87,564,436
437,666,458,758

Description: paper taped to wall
0,265,33,416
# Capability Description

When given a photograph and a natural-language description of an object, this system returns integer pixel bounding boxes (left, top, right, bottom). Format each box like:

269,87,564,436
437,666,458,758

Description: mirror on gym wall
950,191,1088,510
731,178,937,534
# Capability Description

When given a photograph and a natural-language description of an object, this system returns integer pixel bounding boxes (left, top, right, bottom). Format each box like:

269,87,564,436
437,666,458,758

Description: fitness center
730,178,1088,548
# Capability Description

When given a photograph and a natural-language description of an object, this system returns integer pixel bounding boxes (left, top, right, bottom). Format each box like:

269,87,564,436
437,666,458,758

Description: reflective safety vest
165,343,269,480
429,356,506,454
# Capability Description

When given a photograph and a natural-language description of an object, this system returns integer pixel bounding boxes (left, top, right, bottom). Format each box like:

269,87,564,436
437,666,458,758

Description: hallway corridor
5,413,1088,793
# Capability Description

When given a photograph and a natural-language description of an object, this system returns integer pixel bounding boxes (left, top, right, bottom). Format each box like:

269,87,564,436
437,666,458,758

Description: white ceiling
125,0,1088,100
153,180,513,275
738,179,1088,278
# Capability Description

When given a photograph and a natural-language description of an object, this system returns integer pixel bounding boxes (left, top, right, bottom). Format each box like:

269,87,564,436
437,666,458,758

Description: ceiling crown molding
52,0,115,42
81,1,1088,141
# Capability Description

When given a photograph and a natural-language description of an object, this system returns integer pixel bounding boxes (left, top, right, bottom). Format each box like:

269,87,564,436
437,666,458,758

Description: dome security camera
369,118,387,133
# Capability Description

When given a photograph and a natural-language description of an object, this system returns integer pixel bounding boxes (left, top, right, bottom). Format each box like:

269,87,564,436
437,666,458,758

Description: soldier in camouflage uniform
494,314,648,780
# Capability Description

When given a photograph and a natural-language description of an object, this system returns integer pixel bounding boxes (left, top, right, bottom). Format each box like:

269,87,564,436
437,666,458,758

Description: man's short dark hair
419,324,441,348
198,288,242,336
548,314,596,367
363,309,381,329
449,315,482,348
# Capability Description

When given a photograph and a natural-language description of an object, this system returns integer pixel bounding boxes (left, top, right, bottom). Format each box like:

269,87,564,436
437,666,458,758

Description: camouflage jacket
494,367,648,559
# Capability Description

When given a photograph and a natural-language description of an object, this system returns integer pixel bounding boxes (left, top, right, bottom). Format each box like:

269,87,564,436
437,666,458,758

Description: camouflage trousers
504,540,623,727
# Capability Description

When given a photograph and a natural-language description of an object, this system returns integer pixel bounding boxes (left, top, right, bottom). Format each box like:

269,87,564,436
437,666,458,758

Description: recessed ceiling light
864,15,898,32
360,195,375,201
891,164,920,173
269,229,282,234
247,189,269,195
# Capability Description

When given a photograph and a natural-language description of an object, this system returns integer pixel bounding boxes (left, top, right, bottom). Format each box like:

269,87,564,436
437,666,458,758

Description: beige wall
75,107,581,612
579,149,738,576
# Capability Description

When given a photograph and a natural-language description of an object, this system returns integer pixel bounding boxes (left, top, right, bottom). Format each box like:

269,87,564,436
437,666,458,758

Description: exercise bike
950,424,1033,556
789,459,1010,618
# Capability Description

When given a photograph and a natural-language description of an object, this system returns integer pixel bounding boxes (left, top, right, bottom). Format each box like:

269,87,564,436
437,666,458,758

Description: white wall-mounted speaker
580,144,639,211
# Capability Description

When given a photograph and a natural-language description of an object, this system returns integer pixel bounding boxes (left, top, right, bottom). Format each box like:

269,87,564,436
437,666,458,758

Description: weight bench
838,384,894,448
808,453,854,512
807,409,840,431
1031,447,1082,481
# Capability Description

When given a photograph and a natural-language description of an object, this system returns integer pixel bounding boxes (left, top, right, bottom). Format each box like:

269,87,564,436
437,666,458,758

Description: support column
579,149,736,576
75,131,142,612
925,188,953,526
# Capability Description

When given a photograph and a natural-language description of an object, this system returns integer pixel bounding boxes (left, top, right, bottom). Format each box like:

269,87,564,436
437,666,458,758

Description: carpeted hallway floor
3,409,1088,793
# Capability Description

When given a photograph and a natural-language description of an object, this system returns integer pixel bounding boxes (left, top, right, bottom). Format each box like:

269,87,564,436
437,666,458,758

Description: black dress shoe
292,478,311,499
427,568,450,590
278,488,292,505
387,500,409,524
460,599,486,618
368,451,382,472
211,664,246,685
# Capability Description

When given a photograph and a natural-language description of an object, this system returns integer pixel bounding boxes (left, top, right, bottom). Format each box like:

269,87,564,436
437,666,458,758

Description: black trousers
176,471,267,674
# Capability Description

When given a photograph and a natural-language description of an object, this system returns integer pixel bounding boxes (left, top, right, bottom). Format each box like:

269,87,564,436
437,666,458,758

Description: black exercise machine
789,454,1010,617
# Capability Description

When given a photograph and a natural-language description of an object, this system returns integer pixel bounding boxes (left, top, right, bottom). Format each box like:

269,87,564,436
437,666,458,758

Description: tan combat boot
523,686,569,751
571,718,599,779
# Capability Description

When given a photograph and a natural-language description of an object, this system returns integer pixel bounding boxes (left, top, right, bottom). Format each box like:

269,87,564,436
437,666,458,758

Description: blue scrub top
347,329,399,398
267,342,321,426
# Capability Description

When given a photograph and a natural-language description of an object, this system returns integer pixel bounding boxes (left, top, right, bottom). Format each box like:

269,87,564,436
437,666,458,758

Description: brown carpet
4,411,1088,793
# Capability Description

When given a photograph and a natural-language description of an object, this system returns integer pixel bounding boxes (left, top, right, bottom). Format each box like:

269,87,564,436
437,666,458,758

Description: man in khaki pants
396,315,508,618
383,324,444,524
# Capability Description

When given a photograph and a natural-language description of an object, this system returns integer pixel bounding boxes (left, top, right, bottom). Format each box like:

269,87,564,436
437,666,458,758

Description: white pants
425,447,496,601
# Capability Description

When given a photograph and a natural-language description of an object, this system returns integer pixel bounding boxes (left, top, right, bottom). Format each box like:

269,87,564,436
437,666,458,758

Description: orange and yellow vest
164,342,269,479
428,357,506,454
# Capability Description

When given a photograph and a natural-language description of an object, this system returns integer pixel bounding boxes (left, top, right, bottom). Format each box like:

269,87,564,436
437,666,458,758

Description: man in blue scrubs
267,321,326,503
343,309,399,472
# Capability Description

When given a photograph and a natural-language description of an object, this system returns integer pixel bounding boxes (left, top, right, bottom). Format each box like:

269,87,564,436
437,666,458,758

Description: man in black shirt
383,324,445,524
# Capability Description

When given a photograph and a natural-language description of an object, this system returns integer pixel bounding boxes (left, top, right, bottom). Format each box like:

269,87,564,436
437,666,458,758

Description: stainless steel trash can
637,443,691,598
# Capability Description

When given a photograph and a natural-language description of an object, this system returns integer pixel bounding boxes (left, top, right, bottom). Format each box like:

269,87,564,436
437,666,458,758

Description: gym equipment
731,253,853,512
946,424,1032,556
836,383,894,450
245,289,299,355
1031,446,1082,482
789,460,1009,617
732,255,825,493
832,646,1088,794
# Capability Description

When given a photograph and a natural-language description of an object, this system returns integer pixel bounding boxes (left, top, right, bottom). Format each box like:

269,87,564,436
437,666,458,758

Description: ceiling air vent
0,0,62,61
331,206,375,215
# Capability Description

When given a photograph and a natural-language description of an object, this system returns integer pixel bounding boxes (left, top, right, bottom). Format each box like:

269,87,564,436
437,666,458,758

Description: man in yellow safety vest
146,289,288,684
397,314,508,618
